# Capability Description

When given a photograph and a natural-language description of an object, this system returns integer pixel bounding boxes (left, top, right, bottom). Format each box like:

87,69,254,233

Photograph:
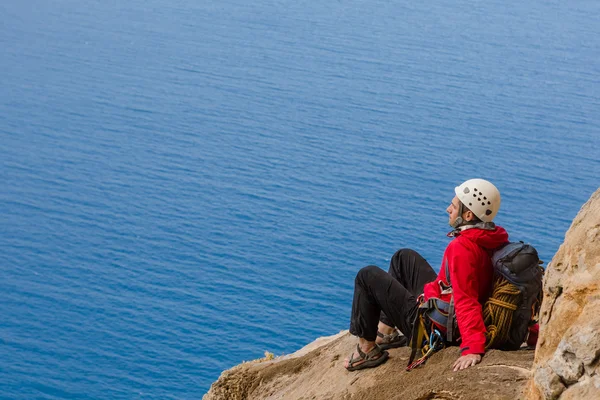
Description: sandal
345,344,389,371
377,330,408,350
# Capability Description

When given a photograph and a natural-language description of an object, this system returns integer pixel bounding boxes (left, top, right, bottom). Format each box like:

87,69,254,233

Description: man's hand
452,353,482,372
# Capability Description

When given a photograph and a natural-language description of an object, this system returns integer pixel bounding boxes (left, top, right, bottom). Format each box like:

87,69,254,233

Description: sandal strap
377,330,400,343
356,344,366,359
365,345,382,359
356,344,382,361
348,344,365,365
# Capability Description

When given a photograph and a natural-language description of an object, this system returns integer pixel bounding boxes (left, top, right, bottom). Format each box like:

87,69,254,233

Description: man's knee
355,265,384,285
393,248,419,260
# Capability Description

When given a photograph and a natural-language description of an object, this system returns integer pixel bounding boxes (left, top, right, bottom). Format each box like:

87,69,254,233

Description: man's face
447,196,462,226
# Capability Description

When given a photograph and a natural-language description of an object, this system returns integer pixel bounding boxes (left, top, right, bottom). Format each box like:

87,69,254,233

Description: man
344,179,509,372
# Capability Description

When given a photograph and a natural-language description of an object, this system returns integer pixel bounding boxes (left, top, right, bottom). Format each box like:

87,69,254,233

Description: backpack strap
447,297,456,342
443,258,457,343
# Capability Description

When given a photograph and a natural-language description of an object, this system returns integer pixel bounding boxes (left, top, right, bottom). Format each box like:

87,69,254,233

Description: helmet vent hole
463,188,470,194
469,203,472,206
473,194,476,197
474,188,477,191
478,197,481,201
479,192,483,195
482,202,486,206
483,196,487,200
487,201,491,205
485,209,492,216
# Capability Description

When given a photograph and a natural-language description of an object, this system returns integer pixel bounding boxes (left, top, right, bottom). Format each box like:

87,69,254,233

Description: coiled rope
483,276,521,349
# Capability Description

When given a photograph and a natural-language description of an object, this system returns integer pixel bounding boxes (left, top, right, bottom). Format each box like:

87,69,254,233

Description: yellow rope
483,276,521,349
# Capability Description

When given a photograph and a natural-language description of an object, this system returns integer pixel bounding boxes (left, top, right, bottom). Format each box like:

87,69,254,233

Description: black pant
349,249,437,342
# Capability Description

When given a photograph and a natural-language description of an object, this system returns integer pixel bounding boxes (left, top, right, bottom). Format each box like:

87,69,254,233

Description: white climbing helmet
454,179,501,222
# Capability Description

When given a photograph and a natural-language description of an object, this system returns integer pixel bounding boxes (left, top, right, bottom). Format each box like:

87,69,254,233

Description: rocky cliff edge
204,188,600,400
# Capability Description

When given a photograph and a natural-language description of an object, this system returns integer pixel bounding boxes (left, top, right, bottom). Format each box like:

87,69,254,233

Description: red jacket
423,226,509,355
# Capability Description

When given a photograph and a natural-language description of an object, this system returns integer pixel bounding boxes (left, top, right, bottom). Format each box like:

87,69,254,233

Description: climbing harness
406,296,449,371
406,323,445,371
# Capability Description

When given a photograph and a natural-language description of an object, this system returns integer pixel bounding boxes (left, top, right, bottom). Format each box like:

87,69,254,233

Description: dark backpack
488,242,544,349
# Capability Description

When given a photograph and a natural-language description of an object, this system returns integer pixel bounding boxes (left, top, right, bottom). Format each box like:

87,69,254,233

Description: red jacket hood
456,225,509,250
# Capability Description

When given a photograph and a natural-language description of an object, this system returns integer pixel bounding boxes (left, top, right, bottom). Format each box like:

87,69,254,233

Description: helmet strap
450,201,465,229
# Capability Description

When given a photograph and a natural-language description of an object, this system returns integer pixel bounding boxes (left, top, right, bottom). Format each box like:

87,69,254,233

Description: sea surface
1,0,599,398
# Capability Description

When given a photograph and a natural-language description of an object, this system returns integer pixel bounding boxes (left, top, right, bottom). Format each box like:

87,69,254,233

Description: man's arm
446,241,487,359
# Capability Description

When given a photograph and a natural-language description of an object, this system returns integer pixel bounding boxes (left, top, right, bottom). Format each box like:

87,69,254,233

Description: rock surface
527,188,600,399
203,331,534,400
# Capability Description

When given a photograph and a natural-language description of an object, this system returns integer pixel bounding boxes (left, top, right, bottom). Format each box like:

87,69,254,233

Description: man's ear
464,210,475,222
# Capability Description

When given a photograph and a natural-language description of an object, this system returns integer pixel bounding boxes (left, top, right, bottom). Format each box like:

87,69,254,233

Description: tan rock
528,187,600,399
204,330,534,400
560,375,600,400
533,366,566,400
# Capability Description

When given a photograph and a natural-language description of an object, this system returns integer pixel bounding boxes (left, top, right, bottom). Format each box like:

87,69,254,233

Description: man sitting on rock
344,179,509,372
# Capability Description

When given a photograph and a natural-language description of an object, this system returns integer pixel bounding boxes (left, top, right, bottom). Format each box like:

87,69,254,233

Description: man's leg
379,249,437,334
346,264,419,369
350,265,419,341
388,248,437,294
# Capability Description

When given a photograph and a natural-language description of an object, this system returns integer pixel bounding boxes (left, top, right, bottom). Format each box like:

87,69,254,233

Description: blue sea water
1,0,599,397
